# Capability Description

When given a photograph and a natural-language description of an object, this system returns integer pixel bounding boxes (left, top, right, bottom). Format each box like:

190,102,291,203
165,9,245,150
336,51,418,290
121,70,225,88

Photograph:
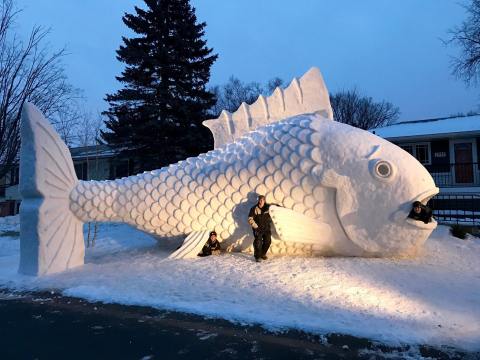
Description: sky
14,0,480,121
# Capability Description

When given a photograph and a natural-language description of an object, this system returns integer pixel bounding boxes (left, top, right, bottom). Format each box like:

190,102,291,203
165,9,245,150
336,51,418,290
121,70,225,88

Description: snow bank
0,222,479,351
0,215,19,228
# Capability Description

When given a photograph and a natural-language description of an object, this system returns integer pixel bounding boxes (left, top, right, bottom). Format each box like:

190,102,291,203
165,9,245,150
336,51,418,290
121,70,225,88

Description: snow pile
0,215,19,228
0,221,479,351
0,215,20,262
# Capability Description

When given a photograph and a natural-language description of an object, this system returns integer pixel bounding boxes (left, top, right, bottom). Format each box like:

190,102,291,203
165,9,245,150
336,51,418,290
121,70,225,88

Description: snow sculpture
19,67,439,276
19,104,84,275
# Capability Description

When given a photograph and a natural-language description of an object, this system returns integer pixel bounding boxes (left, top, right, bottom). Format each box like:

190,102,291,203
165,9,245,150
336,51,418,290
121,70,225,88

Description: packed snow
0,215,479,351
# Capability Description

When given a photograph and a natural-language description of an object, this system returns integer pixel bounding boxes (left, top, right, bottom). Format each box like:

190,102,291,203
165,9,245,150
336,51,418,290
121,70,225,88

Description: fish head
313,118,439,256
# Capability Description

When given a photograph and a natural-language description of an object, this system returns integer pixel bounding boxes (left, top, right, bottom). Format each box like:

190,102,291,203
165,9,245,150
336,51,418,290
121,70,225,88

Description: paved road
0,290,471,360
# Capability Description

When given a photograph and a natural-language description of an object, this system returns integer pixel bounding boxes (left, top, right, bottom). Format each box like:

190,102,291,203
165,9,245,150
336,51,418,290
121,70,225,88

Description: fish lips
392,187,440,230
414,187,440,206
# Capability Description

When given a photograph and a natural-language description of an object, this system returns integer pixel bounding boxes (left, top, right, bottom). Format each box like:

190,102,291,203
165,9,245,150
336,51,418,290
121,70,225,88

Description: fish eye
376,162,391,177
370,160,395,181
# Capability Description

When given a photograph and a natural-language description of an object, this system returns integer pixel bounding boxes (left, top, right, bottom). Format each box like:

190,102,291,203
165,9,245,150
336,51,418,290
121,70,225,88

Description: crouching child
197,231,222,257
408,201,432,224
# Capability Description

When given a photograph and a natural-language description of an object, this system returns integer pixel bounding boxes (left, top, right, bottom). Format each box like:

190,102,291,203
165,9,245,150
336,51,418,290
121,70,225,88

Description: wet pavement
0,289,475,359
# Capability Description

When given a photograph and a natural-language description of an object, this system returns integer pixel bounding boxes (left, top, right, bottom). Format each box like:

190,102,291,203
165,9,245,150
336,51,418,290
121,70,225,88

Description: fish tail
18,102,84,276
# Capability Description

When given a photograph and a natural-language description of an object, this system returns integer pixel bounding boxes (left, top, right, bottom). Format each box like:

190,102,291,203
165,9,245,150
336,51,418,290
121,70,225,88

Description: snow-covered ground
0,215,479,352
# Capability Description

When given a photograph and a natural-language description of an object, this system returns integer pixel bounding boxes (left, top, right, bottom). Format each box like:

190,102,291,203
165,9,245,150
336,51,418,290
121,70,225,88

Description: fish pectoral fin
269,206,332,244
168,230,210,259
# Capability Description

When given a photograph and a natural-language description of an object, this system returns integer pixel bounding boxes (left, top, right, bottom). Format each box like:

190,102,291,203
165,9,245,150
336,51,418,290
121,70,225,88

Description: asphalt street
0,290,472,360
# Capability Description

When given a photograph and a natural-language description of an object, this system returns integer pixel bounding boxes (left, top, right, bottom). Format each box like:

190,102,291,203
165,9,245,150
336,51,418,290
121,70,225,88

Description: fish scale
68,115,330,254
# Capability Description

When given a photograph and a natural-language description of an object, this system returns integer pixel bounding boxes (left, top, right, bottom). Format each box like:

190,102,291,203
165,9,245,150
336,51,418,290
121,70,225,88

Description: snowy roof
370,114,480,140
2,145,118,168
70,144,118,160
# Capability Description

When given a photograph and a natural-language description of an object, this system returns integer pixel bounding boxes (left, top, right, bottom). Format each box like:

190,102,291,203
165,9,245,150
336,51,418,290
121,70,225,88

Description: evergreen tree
102,0,217,171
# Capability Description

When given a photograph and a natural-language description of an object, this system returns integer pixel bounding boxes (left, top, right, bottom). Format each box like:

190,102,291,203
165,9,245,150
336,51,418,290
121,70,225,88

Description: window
74,162,88,180
399,142,431,165
114,161,130,178
400,144,414,155
111,158,133,179
8,201,15,216
10,167,19,185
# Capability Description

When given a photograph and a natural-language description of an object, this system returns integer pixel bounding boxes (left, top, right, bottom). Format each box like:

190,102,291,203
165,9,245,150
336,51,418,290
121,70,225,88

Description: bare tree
330,89,400,130
222,76,262,111
447,0,480,84
77,110,105,147
266,77,284,94
52,101,85,147
0,0,80,178
77,110,105,247
210,76,284,117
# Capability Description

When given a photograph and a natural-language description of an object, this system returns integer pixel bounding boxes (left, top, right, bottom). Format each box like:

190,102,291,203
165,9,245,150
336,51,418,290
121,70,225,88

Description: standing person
248,195,275,262
408,201,432,224
197,231,222,257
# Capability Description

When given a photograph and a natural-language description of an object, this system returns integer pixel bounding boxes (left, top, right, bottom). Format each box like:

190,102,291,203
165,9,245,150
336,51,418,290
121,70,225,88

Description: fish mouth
405,187,439,230
406,217,437,230
413,187,440,205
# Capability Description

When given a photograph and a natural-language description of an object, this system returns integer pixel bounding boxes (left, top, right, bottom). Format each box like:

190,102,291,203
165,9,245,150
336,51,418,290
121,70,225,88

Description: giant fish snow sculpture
19,68,439,276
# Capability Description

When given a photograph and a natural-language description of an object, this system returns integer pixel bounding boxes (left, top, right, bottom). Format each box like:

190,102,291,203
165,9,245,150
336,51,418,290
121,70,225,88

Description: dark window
8,201,15,216
415,144,430,164
10,167,19,185
114,160,130,178
400,144,414,156
74,162,88,180
399,142,431,165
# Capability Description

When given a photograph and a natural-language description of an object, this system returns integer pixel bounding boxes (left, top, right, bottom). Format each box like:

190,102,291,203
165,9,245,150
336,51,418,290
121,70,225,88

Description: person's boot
261,255,268,260
255,257,262,263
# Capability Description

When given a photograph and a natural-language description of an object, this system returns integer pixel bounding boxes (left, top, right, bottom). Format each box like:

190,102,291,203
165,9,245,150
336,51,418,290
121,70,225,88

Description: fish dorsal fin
203,67,333,148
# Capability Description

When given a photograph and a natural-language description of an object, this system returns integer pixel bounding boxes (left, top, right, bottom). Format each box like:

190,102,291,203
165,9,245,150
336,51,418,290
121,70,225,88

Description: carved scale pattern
69,115,333,255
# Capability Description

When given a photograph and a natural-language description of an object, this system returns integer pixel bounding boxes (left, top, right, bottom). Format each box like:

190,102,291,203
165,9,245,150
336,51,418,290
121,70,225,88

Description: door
454,142,474,183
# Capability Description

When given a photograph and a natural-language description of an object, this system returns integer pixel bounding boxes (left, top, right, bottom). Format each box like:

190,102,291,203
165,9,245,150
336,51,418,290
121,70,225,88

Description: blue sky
16,0,479,121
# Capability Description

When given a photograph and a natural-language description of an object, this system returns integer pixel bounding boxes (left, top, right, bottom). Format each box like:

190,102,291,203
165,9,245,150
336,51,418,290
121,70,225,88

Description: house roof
371,114,480,140
4,144,120,167
70,144,118,160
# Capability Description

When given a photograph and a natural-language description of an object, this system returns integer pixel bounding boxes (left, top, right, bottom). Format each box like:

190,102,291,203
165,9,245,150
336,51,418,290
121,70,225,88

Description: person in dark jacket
197,231,222,257
408,201,432,224
248,195,275,262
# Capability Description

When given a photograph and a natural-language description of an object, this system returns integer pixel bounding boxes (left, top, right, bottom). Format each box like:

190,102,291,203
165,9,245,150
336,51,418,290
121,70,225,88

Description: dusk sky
15,0,480,122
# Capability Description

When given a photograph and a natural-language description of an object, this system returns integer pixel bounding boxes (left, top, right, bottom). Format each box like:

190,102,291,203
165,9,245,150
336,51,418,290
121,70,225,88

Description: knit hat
412,201,422,208
209,231,217,236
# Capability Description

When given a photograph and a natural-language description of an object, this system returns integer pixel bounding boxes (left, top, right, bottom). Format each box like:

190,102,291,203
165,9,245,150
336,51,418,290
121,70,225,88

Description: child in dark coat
197,231,222,257
408,201,432,224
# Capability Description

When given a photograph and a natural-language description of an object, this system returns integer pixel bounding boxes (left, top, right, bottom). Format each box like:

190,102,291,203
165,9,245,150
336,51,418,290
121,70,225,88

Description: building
372,114,480,224
0,165,19,217
0,145,132,217
372,114,480,191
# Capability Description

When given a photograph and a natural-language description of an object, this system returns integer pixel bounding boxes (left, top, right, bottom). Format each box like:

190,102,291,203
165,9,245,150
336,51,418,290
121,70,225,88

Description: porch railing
427,162,480,187
428,193,480,225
